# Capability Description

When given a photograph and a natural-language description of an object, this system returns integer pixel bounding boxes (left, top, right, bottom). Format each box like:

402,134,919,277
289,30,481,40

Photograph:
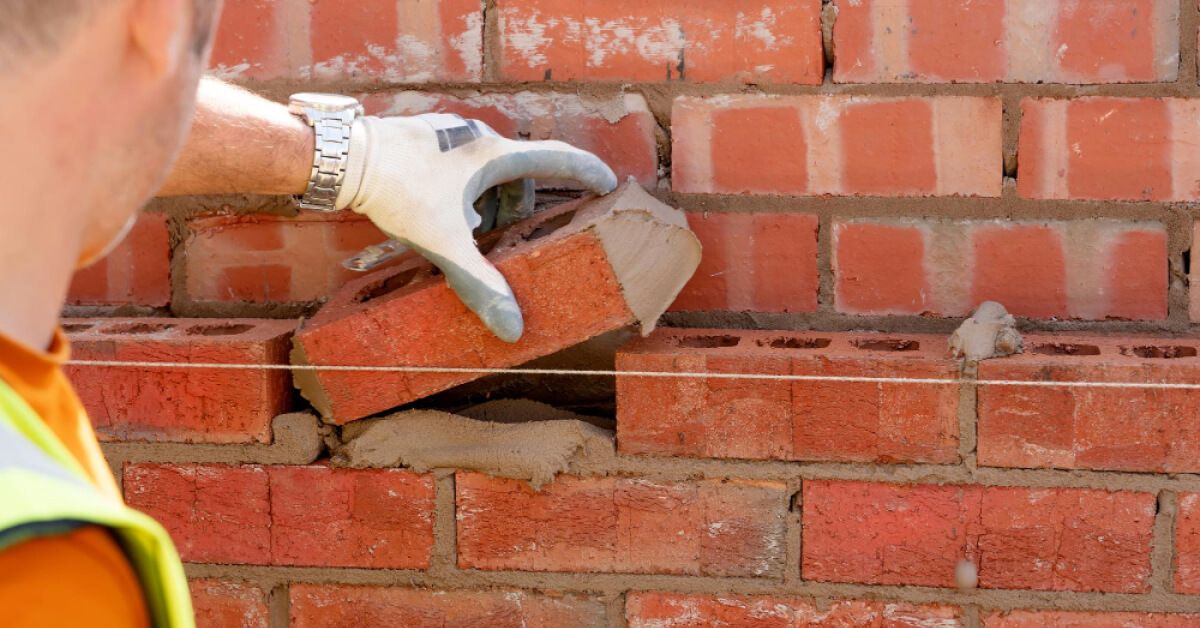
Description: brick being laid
62,318,295,444
977,333,1200,474
672,94,1002,197
616,328,960,464
291,181,701,424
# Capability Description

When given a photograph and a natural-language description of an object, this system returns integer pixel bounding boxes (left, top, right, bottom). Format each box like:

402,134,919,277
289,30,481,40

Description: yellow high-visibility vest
0,377,194,628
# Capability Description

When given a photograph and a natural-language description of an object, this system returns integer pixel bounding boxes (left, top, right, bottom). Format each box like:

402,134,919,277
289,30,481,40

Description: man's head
1,0,221,265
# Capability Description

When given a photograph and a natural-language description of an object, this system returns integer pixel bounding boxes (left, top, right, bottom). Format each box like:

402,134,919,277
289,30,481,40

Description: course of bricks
63,1,1200,626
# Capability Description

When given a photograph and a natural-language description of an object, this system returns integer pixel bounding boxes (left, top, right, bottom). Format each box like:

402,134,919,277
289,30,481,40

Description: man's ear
128,0,188,77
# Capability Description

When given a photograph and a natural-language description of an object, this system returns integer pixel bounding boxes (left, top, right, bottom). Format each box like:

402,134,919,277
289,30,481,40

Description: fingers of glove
405,234,524,343
468,140,618,198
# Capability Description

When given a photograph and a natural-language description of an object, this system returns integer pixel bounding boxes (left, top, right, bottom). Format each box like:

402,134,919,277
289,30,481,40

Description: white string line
63,359,1200,391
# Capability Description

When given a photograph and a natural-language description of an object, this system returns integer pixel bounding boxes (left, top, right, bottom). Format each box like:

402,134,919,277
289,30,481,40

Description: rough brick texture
983,610,1200,627
68,213,170,307
289,585,606,627
1178,493,1200,594
293,183,699,423
209,0,482,82
363,91,659,188
190,580,269,628
1018,98,1200,202
182,211,385,304
978,334,1200,474
63,318,294,444
673,95,1002,197
833,219,1167,320
670,213,819,313
616,329,959,463
456,472,787,577
124,464,434,568
626,593,963,627
496,0,823,84
833,0,1179,84
802,481,1156,592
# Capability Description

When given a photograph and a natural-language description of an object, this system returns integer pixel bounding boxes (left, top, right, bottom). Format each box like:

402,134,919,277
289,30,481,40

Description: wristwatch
288,92,364,211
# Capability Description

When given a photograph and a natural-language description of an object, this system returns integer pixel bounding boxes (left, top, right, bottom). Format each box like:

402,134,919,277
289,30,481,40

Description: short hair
0,0,218,68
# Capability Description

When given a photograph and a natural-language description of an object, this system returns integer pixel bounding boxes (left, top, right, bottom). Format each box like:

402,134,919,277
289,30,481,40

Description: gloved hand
335,113,618,343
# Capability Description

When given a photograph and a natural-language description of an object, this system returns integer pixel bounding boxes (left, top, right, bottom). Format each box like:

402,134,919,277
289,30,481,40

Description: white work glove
335,113,618,343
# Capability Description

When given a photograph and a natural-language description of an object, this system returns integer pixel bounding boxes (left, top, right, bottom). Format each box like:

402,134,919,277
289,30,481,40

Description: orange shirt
0,329,149,628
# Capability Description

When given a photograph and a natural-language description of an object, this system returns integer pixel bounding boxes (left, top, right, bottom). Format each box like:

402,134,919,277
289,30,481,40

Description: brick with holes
62,318,295,444
672,95,1001,197
802,480,1156,592
617,329,959,463
291,181,701,424
977,333,1200,473
833,0,1179,84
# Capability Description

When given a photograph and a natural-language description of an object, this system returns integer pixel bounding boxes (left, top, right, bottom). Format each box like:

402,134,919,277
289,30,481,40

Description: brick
673,95,1001,197
209,0,482,81
293,182,700,424
616,329,959,464
124,464,434,568
833,219,1167,320
1017,98,1200,202
833,0,1179,84
190,580,268,628
1192,222,1200,323
289,585,606,627
802,480,1155,592
63,318,294,444
68,213,170,307
496,0,822,84
977,334,1200,474
182,211,386,304
456,472,787,577
1176,492,1200,593
362,91,659,188
671,213,818,312
983,610,1200,627
627,593,963,627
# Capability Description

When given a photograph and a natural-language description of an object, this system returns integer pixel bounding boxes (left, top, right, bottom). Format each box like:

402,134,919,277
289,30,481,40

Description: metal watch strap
298,111,355,211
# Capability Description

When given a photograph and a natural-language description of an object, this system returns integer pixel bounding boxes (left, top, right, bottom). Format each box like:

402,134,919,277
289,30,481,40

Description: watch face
289,92,361,113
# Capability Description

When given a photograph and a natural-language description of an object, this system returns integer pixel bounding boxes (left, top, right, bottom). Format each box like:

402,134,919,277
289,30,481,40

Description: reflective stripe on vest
0,377,194,628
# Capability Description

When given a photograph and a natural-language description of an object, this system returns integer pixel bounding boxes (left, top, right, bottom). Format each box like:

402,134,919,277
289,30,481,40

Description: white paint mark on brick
1170,100,1200,202
925,221,973,317
724,217,756,310
1061,221,1119,320
671,97,716,193
448,10,484,79
872,0,911,79
933,98,1004,197
1153,0,1181,81
1036,99,1071,199
1003,0,1058,81
800,98,844,195
500,10,555,68
736,7,795,49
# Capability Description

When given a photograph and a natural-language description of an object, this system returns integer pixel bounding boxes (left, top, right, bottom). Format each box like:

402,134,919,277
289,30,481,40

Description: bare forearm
157,77,312,196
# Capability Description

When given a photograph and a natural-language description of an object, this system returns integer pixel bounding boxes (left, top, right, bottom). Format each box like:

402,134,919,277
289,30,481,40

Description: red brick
1176,492,1200,593
363,92,658,188
617,329,959,464
190,580,268,628
289,585,606,627
182,211,386,305
456,473,787,577
802,480,1156,592
209,0,482,81
63,318,294,444
125,464,435,568
68,213,170,307
977,333,1200,474
832,219,1168,320
673,95,1001,197
627,593,963,627
671,213,818,312
984,610,1200,627
833,0,1178,84
293,182,700,424
1017,98,1200,202
496,0,822,84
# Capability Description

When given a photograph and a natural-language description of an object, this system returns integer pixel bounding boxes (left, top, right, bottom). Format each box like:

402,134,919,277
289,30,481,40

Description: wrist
286,116,316,196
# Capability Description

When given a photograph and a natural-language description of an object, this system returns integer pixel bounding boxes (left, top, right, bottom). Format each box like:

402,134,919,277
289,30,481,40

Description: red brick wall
65,1,1200,625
